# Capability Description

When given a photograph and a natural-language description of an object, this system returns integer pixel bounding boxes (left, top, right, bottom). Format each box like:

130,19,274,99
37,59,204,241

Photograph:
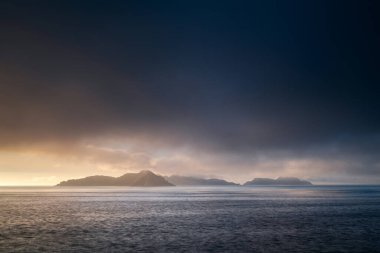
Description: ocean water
0,186,379,253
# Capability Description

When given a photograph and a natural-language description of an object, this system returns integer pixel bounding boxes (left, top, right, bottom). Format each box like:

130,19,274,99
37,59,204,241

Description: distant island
165,175,238,186
57,171,313,187
244,177,313,186
57,170,173,187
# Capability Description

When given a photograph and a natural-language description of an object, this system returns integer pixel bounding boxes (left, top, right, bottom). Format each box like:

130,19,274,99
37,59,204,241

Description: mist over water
1,186,379,252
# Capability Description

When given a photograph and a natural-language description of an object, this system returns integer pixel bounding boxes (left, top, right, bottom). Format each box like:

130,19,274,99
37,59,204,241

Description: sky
0,0,379,185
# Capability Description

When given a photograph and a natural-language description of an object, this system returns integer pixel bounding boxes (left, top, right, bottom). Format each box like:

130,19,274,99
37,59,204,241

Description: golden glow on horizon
0,152,92,186
0,148,375,186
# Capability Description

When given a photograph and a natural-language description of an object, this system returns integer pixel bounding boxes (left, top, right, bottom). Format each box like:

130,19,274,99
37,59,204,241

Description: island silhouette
244,177,313,186
57,170,173,187
57,170,312,187
165,175,238,186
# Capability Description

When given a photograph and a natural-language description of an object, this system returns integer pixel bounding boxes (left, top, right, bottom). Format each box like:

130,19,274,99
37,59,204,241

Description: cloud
32,176,57,182
0,0,379,183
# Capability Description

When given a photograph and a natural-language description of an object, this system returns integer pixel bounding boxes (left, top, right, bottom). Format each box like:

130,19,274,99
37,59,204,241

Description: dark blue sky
1,0,379,182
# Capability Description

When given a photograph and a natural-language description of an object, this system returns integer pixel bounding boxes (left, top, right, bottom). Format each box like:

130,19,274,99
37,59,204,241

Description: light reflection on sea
0,185,379,252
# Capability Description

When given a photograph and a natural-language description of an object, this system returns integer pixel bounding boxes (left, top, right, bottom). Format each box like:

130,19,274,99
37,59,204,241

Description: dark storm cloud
1,0,380,178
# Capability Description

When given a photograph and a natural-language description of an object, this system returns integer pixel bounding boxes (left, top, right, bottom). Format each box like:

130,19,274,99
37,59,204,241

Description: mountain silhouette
244,177,312,186
165,175,238,186
57,170,173,186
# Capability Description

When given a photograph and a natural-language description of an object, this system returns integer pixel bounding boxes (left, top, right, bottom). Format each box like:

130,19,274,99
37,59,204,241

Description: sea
0,185,379,252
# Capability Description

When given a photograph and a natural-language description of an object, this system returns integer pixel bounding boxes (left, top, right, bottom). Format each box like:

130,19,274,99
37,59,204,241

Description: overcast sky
1,0,379,185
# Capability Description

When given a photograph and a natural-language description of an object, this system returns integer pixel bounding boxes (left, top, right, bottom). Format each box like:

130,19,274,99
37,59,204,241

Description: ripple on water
0,186,380,252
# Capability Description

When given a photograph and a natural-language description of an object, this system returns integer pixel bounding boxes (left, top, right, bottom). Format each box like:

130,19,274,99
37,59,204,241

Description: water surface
0,186,379,252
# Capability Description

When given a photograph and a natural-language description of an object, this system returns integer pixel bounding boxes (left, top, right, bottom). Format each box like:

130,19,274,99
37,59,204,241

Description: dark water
0,186,379,253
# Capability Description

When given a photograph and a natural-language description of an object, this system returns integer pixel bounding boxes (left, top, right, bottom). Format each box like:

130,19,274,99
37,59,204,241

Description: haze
1,1,379,185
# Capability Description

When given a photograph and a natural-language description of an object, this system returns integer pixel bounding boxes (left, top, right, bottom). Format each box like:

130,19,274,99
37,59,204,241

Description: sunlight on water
0,186,379,252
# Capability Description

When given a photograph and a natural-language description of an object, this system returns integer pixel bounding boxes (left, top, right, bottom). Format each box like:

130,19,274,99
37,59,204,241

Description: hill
244,177,312,186
165,175,238,186
57,170,174,187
